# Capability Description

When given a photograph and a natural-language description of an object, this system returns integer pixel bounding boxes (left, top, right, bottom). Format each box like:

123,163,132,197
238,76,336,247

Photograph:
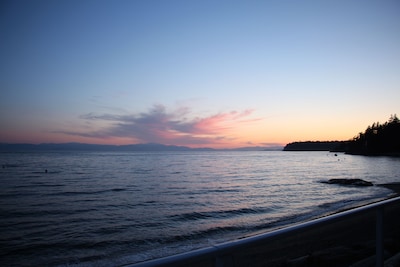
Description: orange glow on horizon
0,121,358,148
0,108,374,149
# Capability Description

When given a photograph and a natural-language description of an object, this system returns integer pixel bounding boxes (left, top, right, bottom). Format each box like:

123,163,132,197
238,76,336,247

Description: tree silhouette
347,114,400,155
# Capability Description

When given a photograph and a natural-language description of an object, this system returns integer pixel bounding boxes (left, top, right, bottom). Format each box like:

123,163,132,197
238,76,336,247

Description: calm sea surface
1,151,399,266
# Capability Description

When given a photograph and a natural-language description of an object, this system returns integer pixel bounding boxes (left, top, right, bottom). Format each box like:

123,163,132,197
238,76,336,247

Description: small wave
208,188,243,193
51,188,127,196
133,169,153,174
0,191,38,198
168,225,243,243
169,211,211,221
136,225,245,247
170,207,270,222
1,206,101,219
22,175,42,178
242,211,326,235
15,183,65,188
316,194,389,214
111,188,125,192
1,164,20,168
317,199,357,209
189,188,243,195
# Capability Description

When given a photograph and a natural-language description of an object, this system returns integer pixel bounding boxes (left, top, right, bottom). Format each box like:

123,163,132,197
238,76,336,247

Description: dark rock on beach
323,178,373,186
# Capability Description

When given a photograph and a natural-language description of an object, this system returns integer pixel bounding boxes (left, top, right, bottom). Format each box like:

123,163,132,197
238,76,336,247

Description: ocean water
1,151,399,266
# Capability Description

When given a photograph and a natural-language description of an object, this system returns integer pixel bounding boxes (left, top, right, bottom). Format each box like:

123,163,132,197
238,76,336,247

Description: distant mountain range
0,142,283,152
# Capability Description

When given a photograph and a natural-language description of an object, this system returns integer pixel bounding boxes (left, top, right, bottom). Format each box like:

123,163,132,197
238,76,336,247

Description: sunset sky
1,0,399,148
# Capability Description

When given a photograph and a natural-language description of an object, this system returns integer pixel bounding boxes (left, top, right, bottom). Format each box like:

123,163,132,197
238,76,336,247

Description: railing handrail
126,196,400,267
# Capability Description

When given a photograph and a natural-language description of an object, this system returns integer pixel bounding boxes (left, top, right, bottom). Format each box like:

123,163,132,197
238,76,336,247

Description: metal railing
127,196,400,267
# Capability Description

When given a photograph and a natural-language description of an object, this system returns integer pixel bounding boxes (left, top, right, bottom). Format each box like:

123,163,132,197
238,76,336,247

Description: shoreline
227,184,400,266
378,182,400,196
229,190,400,267
138,197,400,267
133,185,400,267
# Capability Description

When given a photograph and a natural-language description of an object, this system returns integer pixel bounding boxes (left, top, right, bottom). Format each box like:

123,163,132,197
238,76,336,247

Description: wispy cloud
58,104,262,147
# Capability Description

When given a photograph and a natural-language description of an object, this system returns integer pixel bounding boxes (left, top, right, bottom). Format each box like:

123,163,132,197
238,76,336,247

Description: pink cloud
191,110,258,135
57,105,262,147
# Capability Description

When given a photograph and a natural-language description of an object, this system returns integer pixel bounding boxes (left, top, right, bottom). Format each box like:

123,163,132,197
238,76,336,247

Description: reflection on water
0,151,398,266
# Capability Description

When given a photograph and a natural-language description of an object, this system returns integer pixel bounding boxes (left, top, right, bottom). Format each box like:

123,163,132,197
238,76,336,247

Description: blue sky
1,0,399,148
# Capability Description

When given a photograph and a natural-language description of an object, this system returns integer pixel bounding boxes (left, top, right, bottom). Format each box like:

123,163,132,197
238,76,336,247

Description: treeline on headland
284,114,400,156
347,114,400,156
283,141,346,152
